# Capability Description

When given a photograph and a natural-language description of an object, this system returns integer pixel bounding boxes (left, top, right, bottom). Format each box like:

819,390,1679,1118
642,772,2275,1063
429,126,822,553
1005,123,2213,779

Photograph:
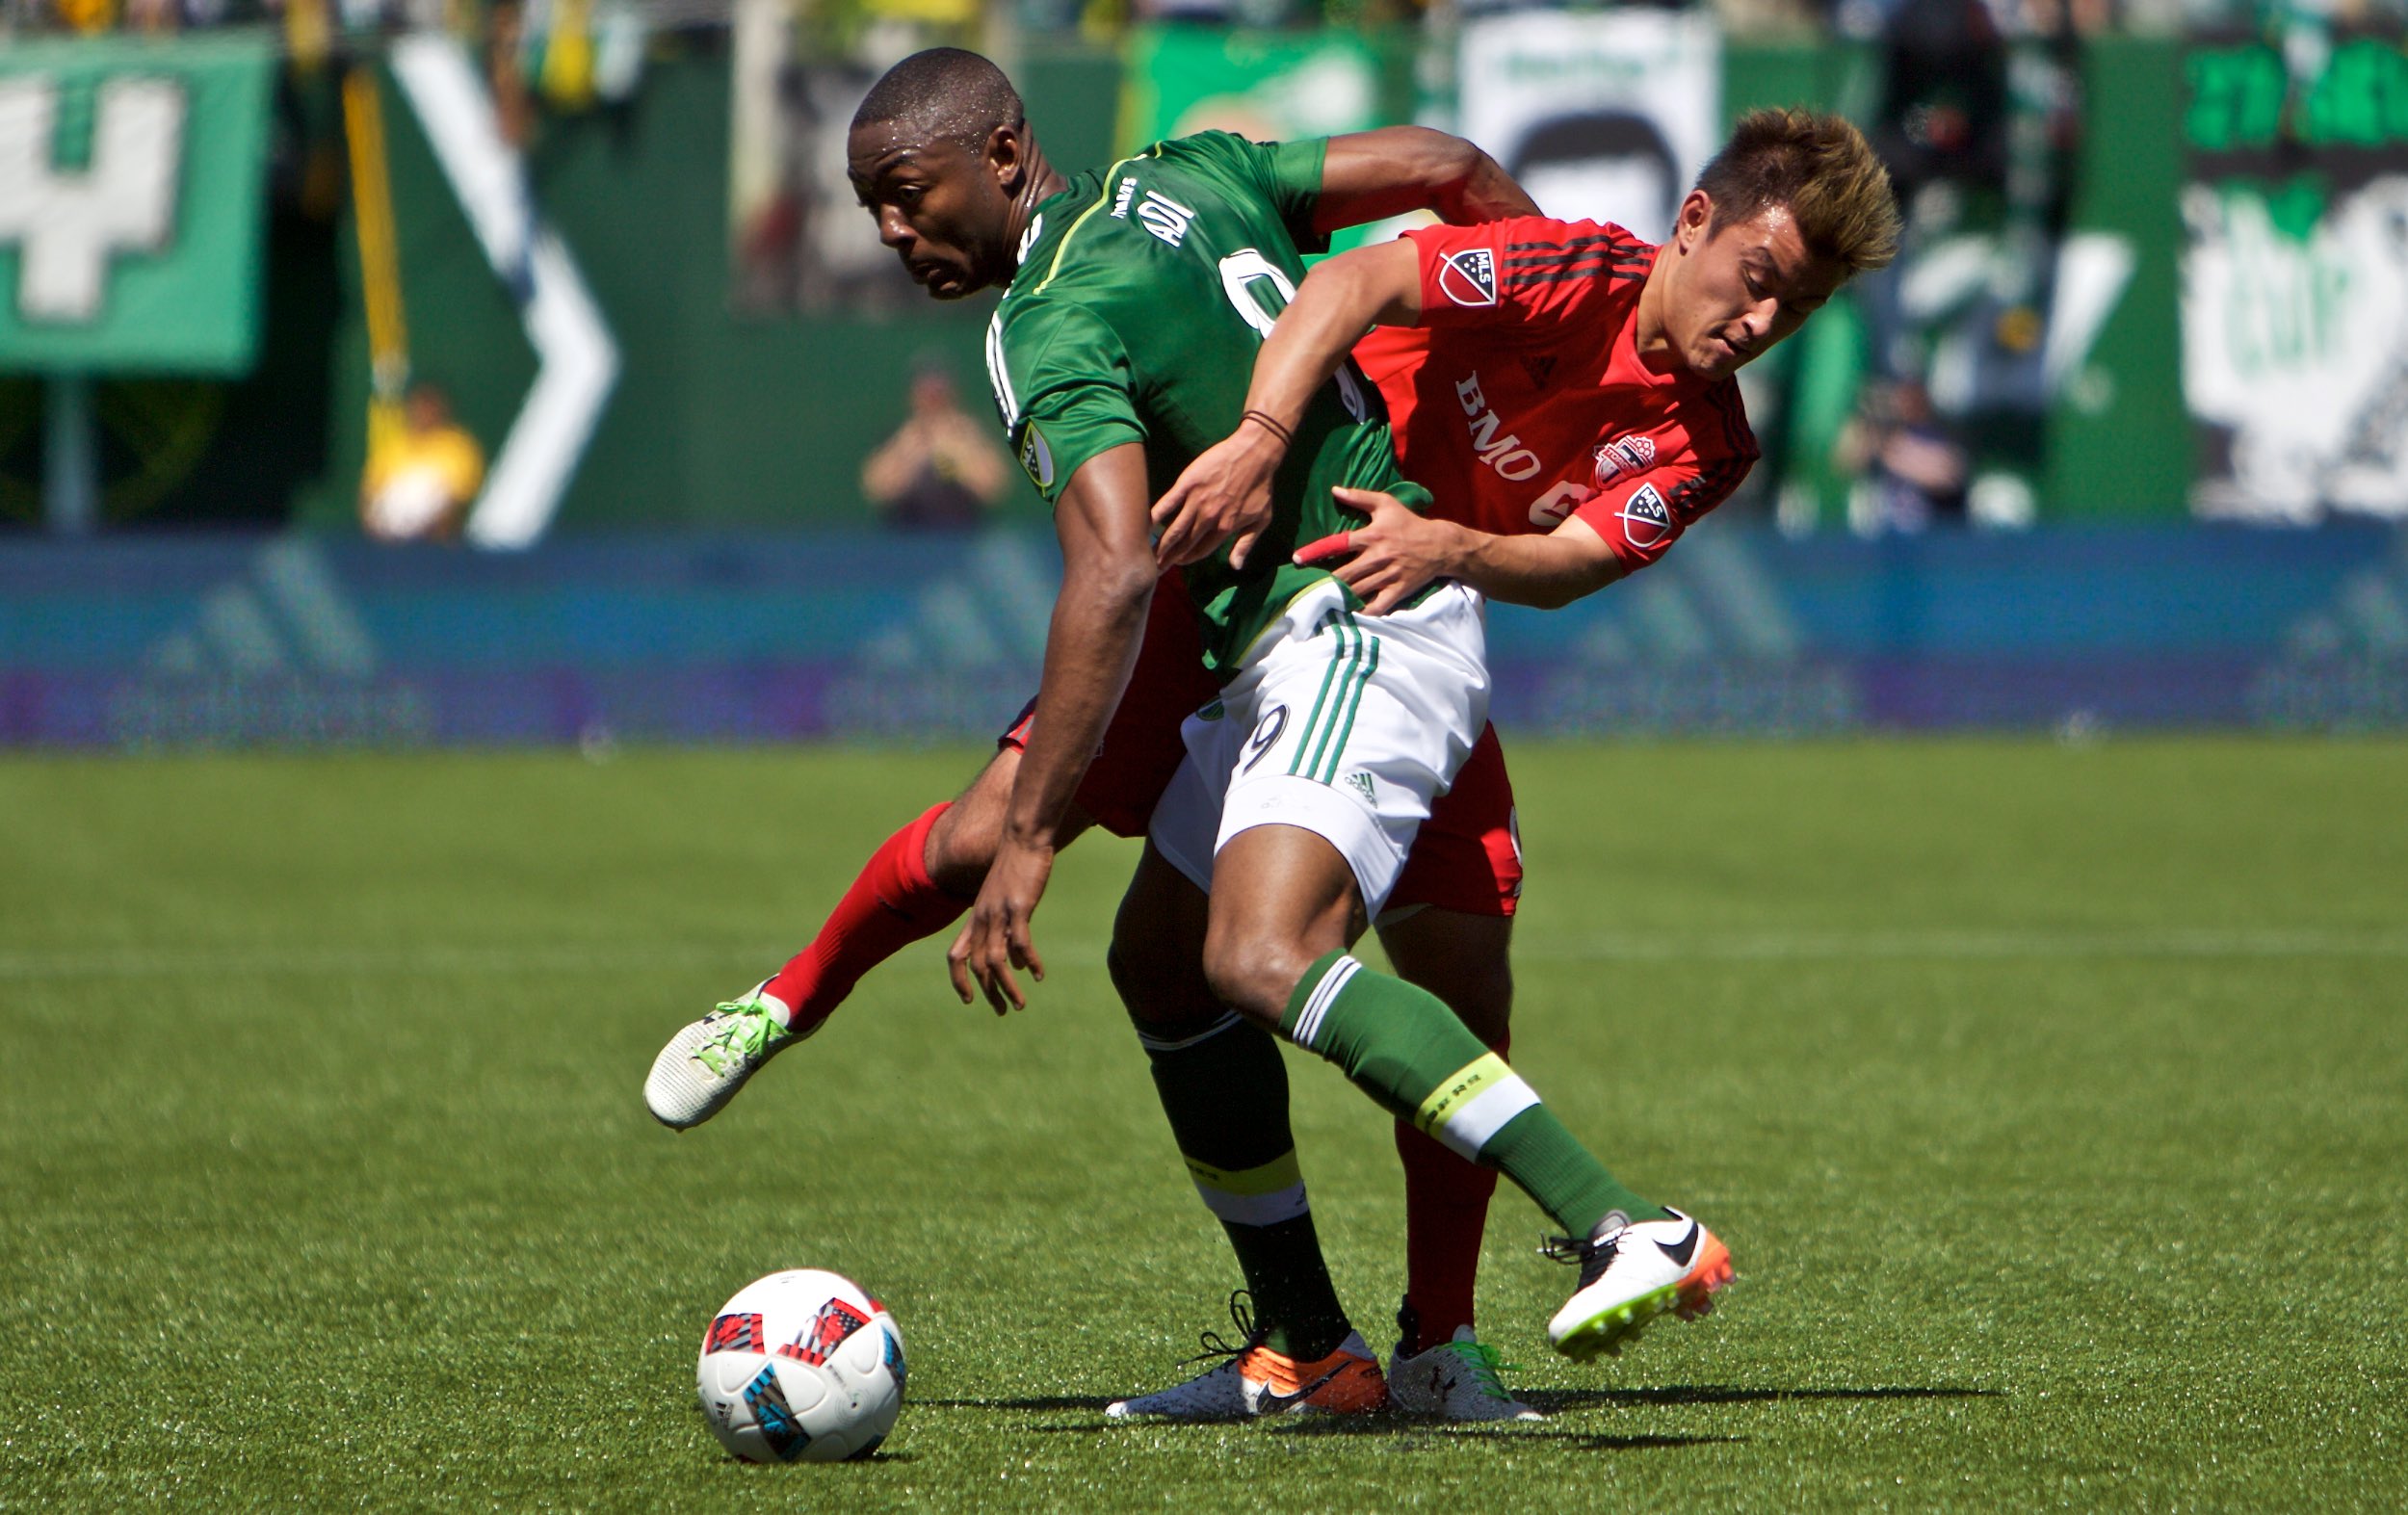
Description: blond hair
1695,109,1900,273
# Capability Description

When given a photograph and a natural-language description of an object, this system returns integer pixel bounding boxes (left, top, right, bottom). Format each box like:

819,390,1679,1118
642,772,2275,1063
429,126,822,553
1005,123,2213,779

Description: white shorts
1150,579,1489,917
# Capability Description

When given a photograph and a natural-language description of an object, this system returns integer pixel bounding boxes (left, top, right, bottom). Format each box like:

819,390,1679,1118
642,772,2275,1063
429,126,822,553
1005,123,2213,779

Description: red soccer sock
1394,1034,1507,1355
760,802,968,1032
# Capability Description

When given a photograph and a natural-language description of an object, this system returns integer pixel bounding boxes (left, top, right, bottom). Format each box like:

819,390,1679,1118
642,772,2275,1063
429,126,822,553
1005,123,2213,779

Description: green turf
3,738,2403,1511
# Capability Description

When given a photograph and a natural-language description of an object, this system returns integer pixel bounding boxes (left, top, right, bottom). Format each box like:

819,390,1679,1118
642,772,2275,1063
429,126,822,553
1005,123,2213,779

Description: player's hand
947,838,1055,1015
1151,428,1282,570
1297,487,1464,615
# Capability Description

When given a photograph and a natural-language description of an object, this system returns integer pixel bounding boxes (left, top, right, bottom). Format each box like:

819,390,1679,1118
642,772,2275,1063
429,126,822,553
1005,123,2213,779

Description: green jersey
987,131,1428,678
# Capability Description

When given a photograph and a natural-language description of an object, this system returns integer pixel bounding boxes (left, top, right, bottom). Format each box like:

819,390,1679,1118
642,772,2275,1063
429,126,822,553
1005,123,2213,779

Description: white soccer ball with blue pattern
696,1268,906,1463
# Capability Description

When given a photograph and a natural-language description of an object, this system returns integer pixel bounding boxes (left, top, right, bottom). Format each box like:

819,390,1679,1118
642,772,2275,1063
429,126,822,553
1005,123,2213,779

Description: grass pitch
3,737,2403,1511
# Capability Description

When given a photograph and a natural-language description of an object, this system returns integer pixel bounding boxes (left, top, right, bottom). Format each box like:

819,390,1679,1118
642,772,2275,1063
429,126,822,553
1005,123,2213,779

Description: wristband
1241,409,1296,449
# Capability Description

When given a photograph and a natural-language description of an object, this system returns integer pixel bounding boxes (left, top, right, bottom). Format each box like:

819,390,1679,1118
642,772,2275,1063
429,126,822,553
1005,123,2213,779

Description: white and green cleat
643,985,808,1129
1387,1325,1541,1422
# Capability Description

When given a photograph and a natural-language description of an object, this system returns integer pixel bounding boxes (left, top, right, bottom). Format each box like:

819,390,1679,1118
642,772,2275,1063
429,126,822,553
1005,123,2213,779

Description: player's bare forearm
1151,243,1422,568
1314,127,1537,233
1005,444,1157,848
1007,578,1149,843
1310,488,1626,613
1437,515,1627,609
1244,242,1422,435
954,444,1155,1012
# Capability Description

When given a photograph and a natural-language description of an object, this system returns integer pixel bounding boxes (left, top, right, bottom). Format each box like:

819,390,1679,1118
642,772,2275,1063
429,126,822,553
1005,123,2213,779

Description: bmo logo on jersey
1452,371,1541,482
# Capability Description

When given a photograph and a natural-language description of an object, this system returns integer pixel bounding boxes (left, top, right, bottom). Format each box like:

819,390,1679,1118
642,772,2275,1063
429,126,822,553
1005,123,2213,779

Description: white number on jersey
1217,248,1368,423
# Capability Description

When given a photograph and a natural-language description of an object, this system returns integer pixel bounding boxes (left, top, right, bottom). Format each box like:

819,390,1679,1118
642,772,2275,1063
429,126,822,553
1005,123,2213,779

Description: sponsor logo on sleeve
1437,248,1498,307
1593,434,1657,486
1615,482,1673,550
1018,423,1055,490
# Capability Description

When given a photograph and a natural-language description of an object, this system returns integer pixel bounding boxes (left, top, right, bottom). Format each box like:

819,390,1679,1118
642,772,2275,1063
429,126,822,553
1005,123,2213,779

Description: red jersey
1354,216,1758,574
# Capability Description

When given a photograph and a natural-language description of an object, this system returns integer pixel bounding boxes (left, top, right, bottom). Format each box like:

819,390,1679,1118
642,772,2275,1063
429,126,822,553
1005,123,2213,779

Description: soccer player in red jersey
1103,110,1897,1418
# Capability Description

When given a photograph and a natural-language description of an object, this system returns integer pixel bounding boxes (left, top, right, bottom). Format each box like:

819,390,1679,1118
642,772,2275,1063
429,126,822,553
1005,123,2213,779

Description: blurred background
2,0,2405,746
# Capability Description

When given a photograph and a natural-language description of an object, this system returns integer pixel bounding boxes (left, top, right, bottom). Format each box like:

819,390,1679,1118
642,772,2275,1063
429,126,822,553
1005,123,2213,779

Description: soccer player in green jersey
845,48,1723,1406
646,47,1563,1418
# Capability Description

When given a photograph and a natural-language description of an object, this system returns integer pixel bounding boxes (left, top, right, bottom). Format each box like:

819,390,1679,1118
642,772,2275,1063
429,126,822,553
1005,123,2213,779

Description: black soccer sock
1131,1007,1352,1362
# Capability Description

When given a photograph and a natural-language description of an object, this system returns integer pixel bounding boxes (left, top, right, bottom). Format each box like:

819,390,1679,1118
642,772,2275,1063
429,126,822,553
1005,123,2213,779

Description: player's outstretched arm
1314,126,1537,233
950,442,1155,1014
1302,487,1626,614
1151,239,1425,570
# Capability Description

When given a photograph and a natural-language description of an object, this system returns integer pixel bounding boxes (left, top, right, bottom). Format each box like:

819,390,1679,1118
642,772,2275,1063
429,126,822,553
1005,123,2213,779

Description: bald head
847,49,1059,300
851,47,1026,154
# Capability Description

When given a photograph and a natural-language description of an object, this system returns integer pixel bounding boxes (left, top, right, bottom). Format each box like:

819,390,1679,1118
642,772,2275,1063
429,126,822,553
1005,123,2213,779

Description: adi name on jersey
1109,174,1197,248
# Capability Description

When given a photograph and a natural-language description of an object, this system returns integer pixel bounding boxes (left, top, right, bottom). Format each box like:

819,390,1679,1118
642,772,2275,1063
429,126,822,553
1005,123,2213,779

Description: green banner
1121,27,1397,152
1120,25,1417,261
2178,30,2408,520
0,32,276,376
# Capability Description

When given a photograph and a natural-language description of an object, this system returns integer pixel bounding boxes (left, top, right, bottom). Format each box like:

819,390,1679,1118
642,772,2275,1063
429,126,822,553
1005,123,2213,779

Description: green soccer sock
1282,951,1671,1237
1131,1008,1352,1361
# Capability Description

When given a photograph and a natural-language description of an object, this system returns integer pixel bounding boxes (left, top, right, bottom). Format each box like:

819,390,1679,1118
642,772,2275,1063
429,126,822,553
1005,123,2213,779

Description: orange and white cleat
1544,1207,1735,1362
1106,1294,1389,1421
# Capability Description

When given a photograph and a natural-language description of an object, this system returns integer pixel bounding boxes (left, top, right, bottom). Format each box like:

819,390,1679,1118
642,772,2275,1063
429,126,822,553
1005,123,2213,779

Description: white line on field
0,944,756,980
1530,928,2408,962
1,929,2403,981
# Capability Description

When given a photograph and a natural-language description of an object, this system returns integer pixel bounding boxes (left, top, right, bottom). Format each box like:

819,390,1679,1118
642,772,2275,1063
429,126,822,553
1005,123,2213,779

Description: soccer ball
695,1269,906,1463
